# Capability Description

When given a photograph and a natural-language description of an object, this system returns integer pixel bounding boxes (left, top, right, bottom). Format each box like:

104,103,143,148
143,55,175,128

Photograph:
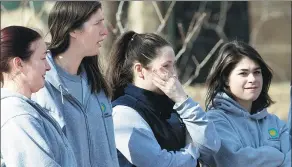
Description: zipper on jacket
62,87,114,166
62,89,94,167
95,95,115,159
256,120,262,146
31,101,70,155
31,101,64,138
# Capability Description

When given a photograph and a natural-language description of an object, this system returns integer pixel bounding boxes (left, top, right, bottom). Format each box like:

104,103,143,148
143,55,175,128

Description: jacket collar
124,84,175,119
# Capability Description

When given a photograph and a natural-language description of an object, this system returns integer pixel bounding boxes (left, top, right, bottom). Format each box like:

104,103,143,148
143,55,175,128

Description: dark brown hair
205,40,274,113
1,26,41,86
48,1,109,96
105,31,171,100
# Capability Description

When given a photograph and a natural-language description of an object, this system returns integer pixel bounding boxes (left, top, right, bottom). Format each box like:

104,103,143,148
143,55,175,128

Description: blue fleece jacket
31,52,119,167
206,92,291,167
288,86,291,139
1,88,77,167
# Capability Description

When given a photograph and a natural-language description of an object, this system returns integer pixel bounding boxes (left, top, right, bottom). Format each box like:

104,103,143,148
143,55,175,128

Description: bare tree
99,1,119,72
1,1,290,85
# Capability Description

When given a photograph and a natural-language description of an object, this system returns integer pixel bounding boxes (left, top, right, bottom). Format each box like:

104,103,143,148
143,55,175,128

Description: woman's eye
254,71,261,74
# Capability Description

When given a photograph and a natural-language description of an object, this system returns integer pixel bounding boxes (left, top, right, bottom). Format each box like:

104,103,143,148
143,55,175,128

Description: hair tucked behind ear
106,31,136,100
1,26,41,87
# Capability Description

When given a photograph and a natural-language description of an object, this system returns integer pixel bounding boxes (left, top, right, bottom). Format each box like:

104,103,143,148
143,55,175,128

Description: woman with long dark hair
32,2,119,167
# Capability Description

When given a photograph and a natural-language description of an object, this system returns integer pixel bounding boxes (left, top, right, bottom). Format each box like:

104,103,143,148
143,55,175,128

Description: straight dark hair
105,31,171,100
1,26,41,86
48,1,109,96
205,40,274,113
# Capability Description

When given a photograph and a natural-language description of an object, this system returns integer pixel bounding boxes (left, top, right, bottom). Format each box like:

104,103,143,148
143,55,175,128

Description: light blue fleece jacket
113,97,221,167
206,92,291,167
1,88,77,167
31,52,119,167
288,86,291,139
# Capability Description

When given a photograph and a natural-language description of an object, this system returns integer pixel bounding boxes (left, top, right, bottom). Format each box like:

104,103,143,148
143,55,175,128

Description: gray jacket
32,53,119,167
1,88,77,167
206,92,291,167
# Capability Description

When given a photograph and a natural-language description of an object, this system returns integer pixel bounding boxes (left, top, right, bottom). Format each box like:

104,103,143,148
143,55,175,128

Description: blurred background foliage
1,1,291,120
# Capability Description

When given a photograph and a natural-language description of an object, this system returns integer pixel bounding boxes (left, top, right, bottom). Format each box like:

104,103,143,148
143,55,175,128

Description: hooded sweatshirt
205,92,291,167
31,52,119,167
112,84,221,167
1,88,77,167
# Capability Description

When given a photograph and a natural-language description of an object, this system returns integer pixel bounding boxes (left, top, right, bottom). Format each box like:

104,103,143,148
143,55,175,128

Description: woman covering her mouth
106,31,221,167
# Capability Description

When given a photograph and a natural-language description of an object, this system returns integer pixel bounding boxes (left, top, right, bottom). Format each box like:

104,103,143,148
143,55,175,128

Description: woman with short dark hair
205,40,291,167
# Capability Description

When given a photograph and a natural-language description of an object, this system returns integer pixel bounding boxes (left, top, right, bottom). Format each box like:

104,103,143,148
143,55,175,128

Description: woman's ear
133,62,144,79
223,76,229,87
226,80,229,86
9,57,23,77
11,57,23,71
69,29,82,39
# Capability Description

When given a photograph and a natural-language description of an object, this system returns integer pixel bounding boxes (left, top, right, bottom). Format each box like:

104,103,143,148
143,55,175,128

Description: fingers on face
152,72,167,86
152,66,178,89
153,67,171,81
159,66,178,80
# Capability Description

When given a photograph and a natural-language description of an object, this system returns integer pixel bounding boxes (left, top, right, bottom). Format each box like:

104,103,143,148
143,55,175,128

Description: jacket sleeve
289,110,291,138
1,114,62,167
206,111,285,167
288,86,292,139
277,116,291,154
280,150,291,167
113,105,199,167
277,116,291,167
174,98,221,158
